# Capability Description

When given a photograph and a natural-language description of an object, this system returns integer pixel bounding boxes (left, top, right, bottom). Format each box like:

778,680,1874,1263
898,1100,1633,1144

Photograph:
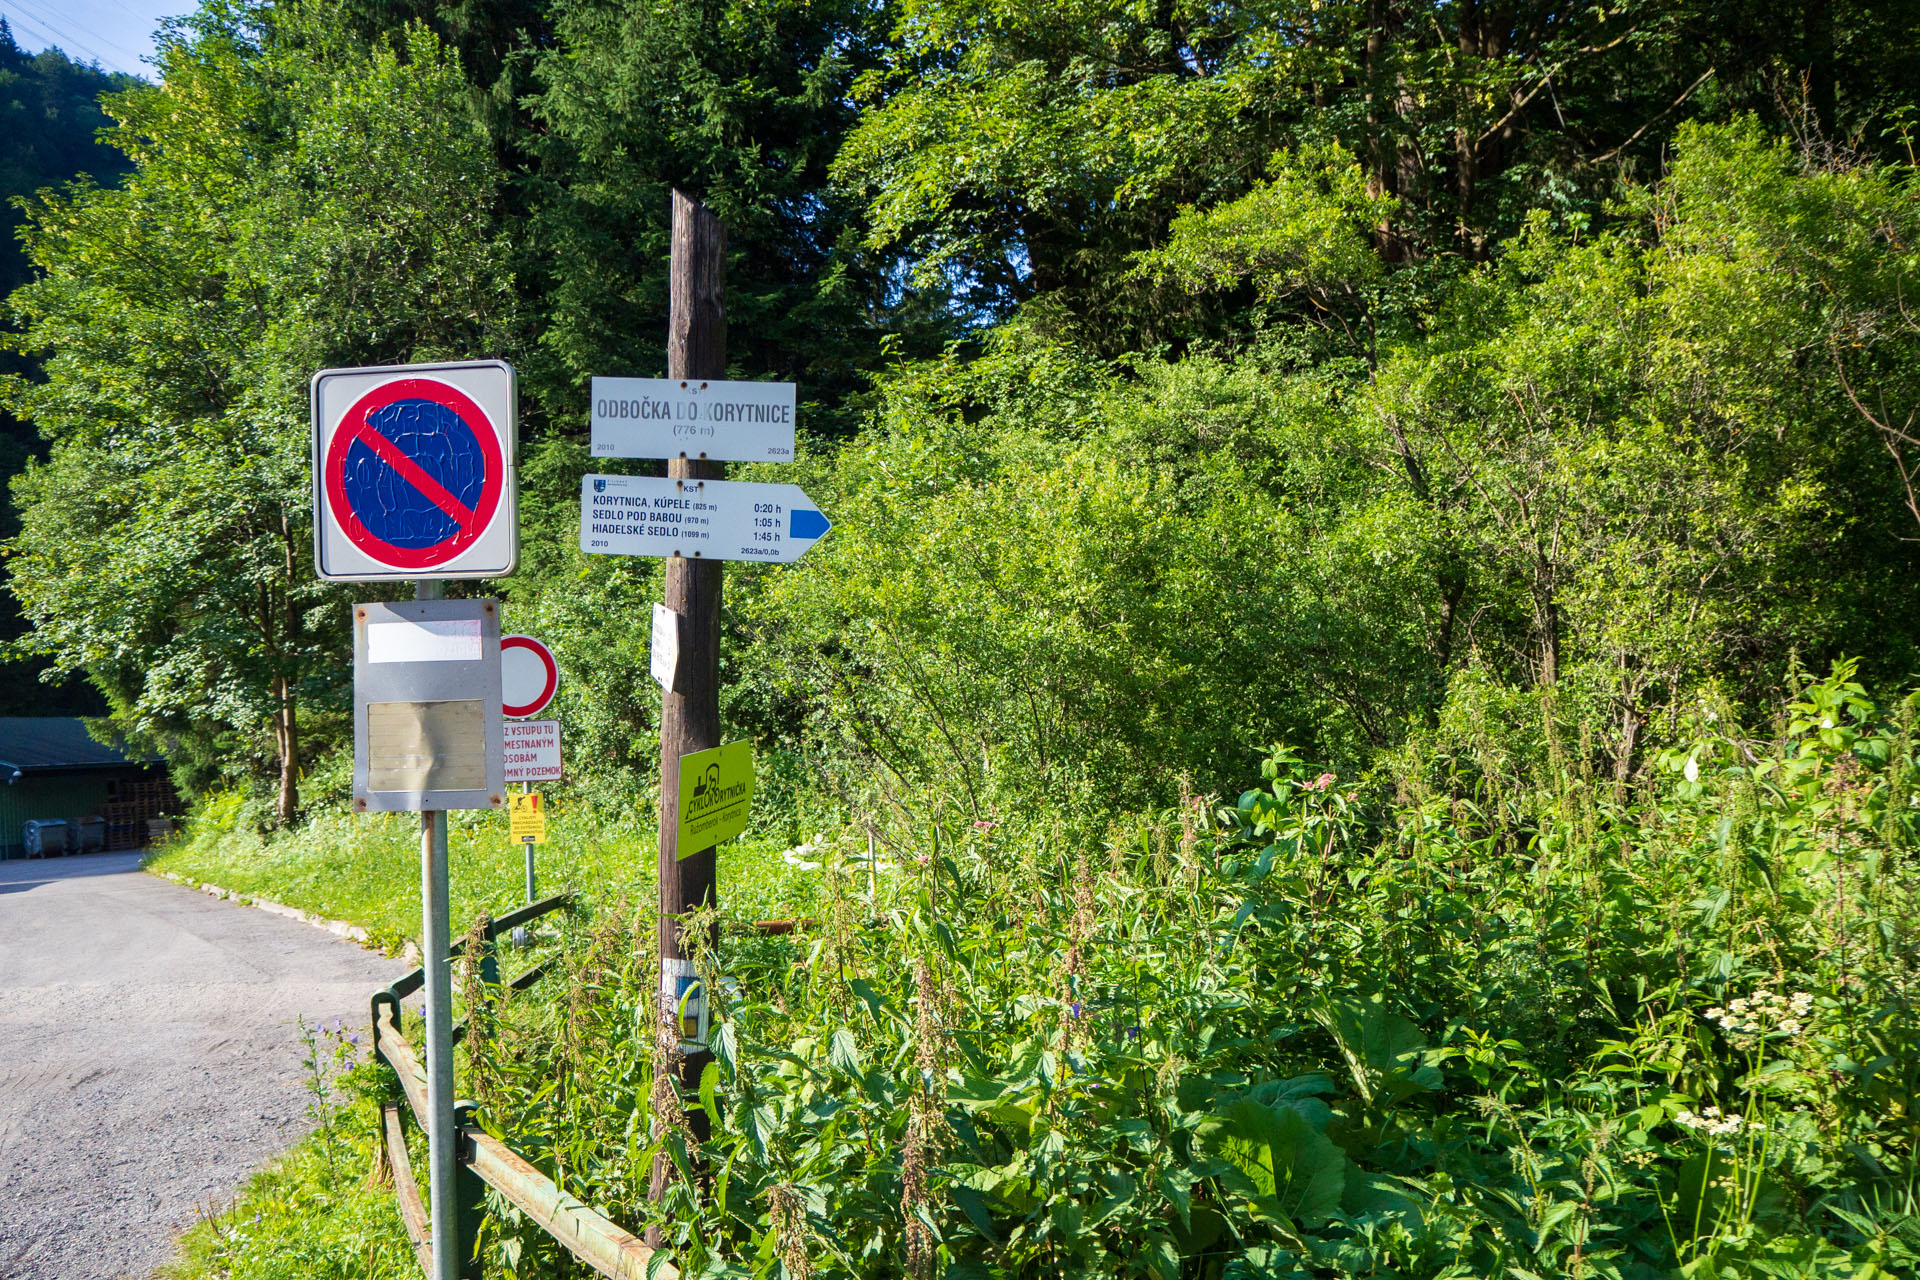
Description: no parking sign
312,361,517,580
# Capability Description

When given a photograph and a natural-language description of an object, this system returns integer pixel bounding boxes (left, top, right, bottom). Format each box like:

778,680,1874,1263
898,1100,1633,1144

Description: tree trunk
275,675,299,825
1434,560,1469,674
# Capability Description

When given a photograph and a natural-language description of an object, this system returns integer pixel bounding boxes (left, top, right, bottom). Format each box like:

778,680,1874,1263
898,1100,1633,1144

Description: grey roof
0,719,148,774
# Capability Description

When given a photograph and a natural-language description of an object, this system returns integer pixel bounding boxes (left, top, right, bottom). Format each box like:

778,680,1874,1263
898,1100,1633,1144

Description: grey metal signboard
353,599,505,812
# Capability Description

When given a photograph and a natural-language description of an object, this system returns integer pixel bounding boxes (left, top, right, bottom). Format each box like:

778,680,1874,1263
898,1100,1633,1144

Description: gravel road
0,852,406,1279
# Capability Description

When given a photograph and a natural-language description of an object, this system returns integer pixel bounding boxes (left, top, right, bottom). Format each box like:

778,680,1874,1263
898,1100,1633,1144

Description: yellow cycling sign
675,741,753,858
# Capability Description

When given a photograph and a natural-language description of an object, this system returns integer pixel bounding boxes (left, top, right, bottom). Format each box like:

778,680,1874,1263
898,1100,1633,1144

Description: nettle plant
464,666,1920,1280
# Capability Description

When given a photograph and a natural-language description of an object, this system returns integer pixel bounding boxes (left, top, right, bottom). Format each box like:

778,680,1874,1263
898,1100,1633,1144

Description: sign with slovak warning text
509,792,547,844
502,719,561,783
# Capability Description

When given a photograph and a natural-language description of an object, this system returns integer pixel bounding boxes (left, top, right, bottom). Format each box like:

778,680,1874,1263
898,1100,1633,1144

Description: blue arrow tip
789,508,831,541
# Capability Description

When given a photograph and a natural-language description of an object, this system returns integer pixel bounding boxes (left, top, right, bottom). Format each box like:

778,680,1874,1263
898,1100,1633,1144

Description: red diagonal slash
345,412,479,533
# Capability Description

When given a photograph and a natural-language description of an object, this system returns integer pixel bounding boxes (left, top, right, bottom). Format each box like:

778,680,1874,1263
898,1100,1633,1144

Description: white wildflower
1676,1108,1747,1137
1708,988,1816,1048
1684,755,1700,783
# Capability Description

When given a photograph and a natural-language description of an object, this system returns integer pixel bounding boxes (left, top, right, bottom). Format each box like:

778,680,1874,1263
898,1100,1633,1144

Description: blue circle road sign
323,378,506,571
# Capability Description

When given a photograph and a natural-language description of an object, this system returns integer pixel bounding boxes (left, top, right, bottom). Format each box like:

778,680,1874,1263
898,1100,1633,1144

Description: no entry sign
501,634,559,718
312,361,517,581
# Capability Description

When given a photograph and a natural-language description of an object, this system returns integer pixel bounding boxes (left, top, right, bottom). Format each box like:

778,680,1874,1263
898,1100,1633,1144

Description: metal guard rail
369,893,673,1280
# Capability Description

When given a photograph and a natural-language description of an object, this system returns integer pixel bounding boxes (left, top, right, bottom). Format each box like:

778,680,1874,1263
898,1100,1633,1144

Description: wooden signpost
574,190,826,1231
654,191,727,1203
576,189,825,1232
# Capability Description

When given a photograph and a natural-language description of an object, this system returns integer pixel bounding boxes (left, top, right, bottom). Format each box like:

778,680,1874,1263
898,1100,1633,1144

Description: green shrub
454,663,1920,1279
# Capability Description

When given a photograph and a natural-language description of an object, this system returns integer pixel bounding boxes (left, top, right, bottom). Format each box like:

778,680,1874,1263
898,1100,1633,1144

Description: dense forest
16,2,1920,1277
10,0,1920,825
0,18,131,714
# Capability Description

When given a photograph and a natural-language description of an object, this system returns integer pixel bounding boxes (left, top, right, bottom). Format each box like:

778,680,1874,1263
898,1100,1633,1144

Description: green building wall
0,772,126,858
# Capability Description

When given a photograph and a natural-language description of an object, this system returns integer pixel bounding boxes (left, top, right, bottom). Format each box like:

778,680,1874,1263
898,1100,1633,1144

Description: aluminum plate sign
579,475,831,563
591,377,795,462
313,360,517,581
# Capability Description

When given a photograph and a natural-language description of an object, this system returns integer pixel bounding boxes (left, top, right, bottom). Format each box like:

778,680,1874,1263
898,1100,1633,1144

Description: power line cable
0,1,143,72
9,0,145,67
0,6,105,64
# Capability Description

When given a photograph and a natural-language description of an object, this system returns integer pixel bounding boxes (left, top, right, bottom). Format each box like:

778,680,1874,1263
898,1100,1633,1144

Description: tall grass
455,663,1920,1280
147,790,818,951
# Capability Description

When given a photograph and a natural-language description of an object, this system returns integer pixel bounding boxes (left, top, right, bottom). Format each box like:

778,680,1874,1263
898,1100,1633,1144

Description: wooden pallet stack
104,773,176,850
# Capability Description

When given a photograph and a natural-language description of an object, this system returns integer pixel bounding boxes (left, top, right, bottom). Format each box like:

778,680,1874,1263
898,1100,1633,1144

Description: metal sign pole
415,578,459,1280
522,782,537,905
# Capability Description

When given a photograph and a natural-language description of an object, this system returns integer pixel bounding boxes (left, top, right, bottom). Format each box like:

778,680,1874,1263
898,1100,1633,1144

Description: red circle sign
501,635,559,718
323,377,506,571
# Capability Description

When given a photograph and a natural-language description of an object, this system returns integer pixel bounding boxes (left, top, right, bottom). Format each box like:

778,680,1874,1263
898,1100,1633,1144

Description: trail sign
500,635,559,718
675,740,754,856
508,792,547,845
352,598,504,812
580,476,831,563
591,377,795,462
313,361,517,581
661,957,707,1047
503,719,561,782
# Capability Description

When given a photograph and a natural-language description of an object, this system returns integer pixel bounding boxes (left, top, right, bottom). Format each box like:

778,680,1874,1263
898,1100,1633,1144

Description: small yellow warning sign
508,792,547,845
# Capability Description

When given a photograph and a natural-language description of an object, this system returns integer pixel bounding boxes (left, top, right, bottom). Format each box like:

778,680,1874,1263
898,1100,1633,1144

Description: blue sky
3,0,195,78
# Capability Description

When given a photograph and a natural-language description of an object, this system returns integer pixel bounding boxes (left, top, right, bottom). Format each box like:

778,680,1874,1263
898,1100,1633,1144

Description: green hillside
0,17,132,715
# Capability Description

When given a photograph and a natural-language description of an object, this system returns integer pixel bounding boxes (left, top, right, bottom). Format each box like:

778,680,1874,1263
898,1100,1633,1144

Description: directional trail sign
313,361,517,581
579,475,830,563
591,377,795,462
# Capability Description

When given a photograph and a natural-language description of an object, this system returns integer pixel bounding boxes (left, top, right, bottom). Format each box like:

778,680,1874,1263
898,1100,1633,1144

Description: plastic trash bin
23,819,69,858
72,816,107,853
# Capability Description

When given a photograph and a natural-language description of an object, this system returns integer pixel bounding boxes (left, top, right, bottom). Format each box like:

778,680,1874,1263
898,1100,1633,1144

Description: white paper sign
651,603,682,692
591,377,795,462
502,719,561,782
579,475,831,564
366,618,482,664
